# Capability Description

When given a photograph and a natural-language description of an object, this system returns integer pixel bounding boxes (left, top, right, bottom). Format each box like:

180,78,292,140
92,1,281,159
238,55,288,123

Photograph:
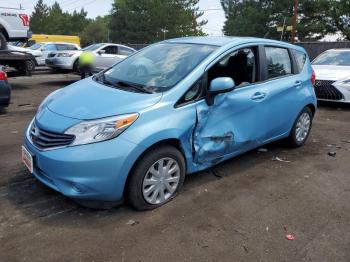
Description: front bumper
45,57,75,70
23,125,145,202
314,79,350,103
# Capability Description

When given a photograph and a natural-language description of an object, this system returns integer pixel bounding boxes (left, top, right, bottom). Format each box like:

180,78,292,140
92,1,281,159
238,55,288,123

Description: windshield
313,50,350,66
29,43,43,50
100,43,217,92
82,43,104,51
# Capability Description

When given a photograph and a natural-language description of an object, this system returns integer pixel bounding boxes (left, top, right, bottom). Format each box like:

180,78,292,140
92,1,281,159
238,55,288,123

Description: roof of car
326,48,350,52
165,36,298,49
41,42,79,45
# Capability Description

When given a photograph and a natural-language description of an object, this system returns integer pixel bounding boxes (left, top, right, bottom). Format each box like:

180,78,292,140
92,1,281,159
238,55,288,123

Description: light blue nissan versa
22,37,317,210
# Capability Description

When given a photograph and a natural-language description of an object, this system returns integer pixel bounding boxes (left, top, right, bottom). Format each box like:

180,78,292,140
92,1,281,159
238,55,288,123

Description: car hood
312,65,350,81
46,77,162,120
8,45,41,57
50,50,82,57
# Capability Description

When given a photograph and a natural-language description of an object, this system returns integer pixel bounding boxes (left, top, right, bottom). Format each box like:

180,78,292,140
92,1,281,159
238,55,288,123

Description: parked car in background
23,37,316,210
0,6,30,50
312,49,350,103
45,43,136,72
7,44,39,71
28,42,80,66
0,66,11,107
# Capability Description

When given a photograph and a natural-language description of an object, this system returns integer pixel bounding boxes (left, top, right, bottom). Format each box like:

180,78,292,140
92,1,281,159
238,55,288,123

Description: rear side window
56,44,78,51
119,46,134,56
292,50,307,72
265,47,292,79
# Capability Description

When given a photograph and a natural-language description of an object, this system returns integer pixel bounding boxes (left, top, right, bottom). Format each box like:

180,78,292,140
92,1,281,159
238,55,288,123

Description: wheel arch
305,103,316,117
0,26,9,40
123,137,187,198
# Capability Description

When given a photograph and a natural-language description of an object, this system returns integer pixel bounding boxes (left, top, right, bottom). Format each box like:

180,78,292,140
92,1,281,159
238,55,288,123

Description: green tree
30,0,50,34
328,0,350,40
220,0,345,42
109,0,207,44
81,17,109,46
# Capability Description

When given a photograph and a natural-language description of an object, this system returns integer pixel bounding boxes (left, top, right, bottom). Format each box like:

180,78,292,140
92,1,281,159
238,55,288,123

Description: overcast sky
3,0,225,36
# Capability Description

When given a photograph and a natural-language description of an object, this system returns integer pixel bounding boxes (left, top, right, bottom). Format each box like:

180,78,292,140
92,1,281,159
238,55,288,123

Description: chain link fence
296,41,350,60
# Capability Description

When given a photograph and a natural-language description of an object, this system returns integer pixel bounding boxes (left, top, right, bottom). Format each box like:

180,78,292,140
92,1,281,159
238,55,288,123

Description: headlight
65,113,139,146
336,79,350,91
57,53,74,57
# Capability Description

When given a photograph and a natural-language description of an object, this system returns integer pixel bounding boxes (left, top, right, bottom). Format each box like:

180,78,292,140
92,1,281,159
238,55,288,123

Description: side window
207,47,258,88
265,47,292,79
176,77,205,106
119,46,134,56
103,45,118,55
42,44,56,51
292,49,307,72
56,44,68,51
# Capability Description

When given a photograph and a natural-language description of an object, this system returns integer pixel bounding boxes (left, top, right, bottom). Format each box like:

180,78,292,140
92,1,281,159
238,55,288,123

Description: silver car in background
45,43,136,72
312,49,350,103
27,42,80,66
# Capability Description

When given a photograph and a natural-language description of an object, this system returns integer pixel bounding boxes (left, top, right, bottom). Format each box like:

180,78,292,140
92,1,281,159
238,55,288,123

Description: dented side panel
193,85,270,165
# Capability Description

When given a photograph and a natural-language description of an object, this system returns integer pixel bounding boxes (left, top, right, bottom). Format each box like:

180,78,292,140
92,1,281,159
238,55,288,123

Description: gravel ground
0,73,349,262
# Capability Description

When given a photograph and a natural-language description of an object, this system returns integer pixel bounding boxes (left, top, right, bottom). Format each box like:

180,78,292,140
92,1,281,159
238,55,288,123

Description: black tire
126,145,186,210
287,107,313,147
27,59,36,72
73,59,80,73
0,32,7,50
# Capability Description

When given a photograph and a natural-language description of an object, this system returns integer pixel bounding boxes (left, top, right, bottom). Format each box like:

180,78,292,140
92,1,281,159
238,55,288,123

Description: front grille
48,53,56,58
30,122,75,149
314,80,343,101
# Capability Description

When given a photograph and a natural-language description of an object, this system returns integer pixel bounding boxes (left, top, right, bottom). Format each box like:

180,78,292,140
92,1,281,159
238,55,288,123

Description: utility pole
291,0,298,43
280,17,286,41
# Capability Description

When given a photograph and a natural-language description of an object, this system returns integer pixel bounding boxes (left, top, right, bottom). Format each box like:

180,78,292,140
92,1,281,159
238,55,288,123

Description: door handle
294,81,302,89
251,92,266,101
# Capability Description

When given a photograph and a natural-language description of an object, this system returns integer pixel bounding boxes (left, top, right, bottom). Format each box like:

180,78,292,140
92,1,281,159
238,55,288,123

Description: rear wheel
127,145,185,210
0,32,7,50
287,107,313,147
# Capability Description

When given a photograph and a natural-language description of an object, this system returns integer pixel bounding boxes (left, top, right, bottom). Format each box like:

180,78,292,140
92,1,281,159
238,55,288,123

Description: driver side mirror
97,50,106,55
206,77,235,106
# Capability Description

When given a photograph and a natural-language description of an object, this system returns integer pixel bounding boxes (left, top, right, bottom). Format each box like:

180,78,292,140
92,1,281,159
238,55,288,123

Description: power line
67,0,97,11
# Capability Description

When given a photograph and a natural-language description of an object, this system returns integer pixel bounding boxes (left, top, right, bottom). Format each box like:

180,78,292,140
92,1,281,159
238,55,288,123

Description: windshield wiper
115,81,153,94
95,74,153,94
95,73,119,88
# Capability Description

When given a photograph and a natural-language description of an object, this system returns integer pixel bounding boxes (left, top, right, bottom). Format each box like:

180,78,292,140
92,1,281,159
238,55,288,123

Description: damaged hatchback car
23,37,317,210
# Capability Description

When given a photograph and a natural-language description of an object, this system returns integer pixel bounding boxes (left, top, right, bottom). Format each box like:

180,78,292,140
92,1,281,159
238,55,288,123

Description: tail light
19,14,30,26
311,69,316,86
0,71,7,81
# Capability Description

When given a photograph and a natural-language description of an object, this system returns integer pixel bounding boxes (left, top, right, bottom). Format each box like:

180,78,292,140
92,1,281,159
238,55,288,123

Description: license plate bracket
22,145,33,173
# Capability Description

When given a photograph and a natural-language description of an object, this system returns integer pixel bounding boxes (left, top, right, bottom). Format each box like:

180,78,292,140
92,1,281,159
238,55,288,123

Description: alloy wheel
295,112,311,142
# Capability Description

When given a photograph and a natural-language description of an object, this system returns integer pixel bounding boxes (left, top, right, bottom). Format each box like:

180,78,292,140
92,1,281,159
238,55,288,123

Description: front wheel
73,59,80,73
126,145,186,210
287,107,313,147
